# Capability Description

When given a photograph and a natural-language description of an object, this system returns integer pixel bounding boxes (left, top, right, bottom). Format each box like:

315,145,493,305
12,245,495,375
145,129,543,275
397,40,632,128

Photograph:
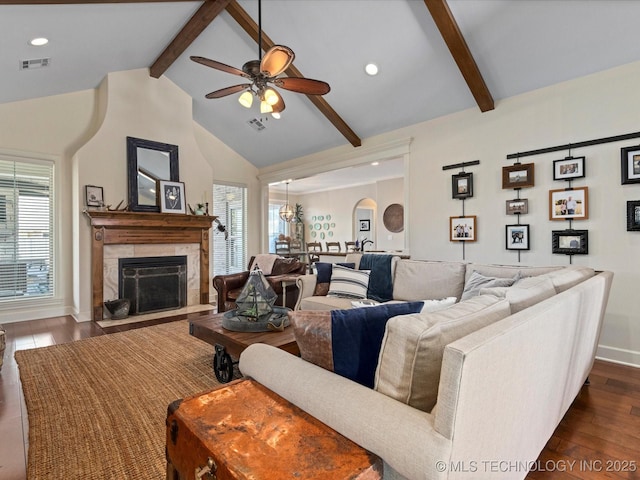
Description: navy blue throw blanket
331,302,424,388
359,254,394,302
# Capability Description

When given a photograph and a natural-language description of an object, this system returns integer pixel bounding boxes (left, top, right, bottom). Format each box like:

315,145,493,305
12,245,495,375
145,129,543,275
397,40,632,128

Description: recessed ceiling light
29,37,49,46
371,161,379,166
365,63,378,76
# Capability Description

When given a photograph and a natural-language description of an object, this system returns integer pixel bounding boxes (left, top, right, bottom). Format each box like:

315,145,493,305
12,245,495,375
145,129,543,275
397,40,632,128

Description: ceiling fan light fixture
261,45,295,77
260,100,273,114
238,90,253,108
264,88,279,105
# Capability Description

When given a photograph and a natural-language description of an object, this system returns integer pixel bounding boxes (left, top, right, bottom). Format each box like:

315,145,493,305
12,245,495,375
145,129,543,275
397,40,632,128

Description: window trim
0,148,60,309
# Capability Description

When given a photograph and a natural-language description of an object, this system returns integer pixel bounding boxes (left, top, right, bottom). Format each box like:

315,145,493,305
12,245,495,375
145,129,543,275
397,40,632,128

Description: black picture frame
506,224,530,250
552,229,588,255
452,172,473,199
85,185,104,208
359,219,370,231
502,163,535,189
506,199,528,215
158,180,186,214
621,145,640,184
553,156,585,181
127,136,179,212
626,200,640,231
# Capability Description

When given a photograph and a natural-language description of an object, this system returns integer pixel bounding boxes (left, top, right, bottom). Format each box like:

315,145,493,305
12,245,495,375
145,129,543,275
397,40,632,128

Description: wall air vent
20,58,51,70
247,118,266,132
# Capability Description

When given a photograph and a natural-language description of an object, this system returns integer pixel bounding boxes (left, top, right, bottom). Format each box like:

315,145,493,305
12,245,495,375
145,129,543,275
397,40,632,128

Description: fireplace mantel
84,210,216,321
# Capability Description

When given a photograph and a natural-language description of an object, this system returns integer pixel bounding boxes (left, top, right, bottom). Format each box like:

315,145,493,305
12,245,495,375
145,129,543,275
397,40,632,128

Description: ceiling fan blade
261,45,295,77
205,84,251,99
274,77,331,95
190,56,248,78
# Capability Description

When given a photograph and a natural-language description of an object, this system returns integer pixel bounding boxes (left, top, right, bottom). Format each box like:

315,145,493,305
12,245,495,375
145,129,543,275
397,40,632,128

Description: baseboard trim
596,344,640,368
0,303,73,324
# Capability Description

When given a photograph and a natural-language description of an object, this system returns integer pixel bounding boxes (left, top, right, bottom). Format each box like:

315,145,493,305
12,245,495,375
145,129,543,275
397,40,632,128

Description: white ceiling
271,157,404,194
3,0,640,174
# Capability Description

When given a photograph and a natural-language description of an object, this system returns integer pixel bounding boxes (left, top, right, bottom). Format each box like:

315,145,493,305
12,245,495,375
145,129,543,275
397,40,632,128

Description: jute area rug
15,320,221,479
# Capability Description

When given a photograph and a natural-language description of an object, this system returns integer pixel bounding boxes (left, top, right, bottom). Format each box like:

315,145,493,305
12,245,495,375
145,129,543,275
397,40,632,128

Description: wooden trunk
166,379,382,480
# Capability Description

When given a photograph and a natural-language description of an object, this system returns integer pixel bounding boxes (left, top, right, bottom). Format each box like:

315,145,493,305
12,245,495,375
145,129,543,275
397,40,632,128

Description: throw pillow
327,264,370,299
313,262,355,296
374,295,511,412
421,296,457,313
290,302,424,388
460,271,518,301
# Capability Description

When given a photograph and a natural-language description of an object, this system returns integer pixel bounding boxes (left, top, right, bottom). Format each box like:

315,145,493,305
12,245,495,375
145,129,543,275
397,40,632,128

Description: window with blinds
0,157,54,300
212,183,247,276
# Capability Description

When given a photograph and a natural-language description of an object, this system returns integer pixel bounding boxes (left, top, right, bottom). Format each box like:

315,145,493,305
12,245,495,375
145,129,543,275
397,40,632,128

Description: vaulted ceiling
3,1,640,169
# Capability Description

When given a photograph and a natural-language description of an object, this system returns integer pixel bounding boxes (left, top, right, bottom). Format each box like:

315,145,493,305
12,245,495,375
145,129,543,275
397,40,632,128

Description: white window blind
212,184,247,276
0,157,54,300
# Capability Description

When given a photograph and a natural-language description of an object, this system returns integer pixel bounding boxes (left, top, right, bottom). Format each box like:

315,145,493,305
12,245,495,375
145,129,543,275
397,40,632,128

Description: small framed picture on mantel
85,185,104,208
158,180,186,214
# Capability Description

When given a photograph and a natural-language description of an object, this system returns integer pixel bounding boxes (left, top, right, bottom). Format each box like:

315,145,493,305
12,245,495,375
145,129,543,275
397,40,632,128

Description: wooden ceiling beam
225,0,361,148
150,0,231,78
423,0,494,112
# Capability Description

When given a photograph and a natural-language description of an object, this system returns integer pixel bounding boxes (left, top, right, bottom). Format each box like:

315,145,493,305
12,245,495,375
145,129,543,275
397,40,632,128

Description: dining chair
306,242,322,265
344,241,357,252
325,241,341,252
275,239,291,255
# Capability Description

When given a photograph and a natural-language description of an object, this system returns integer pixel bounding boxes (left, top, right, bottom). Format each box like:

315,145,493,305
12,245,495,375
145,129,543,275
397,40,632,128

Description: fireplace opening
118,256,187,315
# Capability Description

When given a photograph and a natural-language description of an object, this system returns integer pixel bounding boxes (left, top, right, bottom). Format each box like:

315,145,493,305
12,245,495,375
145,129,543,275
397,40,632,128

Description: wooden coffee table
189,312,299,383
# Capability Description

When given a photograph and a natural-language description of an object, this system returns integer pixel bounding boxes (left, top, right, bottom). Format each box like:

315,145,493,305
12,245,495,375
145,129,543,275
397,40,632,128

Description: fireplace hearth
119,256,187,315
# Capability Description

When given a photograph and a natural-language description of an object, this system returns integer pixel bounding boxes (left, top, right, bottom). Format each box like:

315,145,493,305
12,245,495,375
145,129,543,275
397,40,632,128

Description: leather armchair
213,256,307,312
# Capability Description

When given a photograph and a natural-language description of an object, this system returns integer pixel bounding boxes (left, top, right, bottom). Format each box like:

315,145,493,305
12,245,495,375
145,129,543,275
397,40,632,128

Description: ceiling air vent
247,118,266,132
20,58,51,70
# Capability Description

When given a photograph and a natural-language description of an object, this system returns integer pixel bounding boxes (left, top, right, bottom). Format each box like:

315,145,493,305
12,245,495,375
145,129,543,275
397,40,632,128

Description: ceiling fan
190,0,330,117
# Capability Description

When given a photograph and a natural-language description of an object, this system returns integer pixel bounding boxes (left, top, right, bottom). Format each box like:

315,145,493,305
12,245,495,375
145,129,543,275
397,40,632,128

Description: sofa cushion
290,302,424,388
327,264,370,299
460,271,518,301
480,274,557,313
374,295,511,412
313,262,355,296
392,260,466,302
300,295,354,311
544,265,594,293
464,263,563,284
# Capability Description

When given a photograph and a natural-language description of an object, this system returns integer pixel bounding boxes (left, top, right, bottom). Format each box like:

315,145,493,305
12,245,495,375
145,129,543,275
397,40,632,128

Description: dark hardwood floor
0,315,639,480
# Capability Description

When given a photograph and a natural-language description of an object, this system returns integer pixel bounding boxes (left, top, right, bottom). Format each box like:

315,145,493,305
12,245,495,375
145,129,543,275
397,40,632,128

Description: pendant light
279,181,295,222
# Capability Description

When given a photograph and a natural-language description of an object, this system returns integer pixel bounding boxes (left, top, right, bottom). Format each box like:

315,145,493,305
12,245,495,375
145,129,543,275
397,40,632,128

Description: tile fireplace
84,211,215,321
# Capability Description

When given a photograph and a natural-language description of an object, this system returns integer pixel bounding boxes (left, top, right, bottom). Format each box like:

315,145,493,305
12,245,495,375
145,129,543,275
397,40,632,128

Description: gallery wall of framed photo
494,131,640,262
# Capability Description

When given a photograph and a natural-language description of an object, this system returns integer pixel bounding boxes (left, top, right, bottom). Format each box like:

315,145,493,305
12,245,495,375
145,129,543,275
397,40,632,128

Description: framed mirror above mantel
127,136,179,212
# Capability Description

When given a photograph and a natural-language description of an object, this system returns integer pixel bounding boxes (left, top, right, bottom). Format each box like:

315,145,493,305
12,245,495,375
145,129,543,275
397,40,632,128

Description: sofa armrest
239,344,452,480
294,274,318,310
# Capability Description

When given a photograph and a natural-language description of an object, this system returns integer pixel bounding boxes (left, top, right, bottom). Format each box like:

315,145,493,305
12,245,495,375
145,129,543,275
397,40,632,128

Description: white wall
292,178,404,251
264,60,640,367
0,69,259,323
0,90,97,323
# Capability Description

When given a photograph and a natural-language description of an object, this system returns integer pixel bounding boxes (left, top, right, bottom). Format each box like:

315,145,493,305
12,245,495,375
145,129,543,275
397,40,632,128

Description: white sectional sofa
239,257,613,480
